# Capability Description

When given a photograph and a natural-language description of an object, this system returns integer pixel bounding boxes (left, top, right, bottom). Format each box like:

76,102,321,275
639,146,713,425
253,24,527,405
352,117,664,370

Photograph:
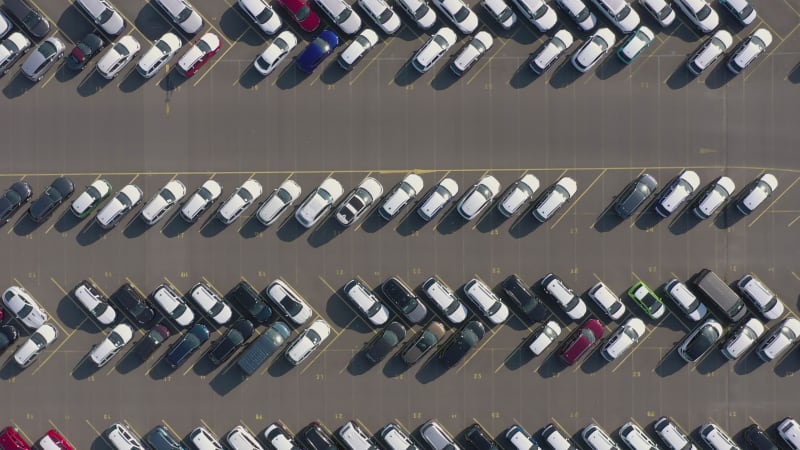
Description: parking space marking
493,337,532,373
550,169,607,229
748,176,800,227
10,421,33,443
161,419,181,439
631,271,643,283
277,419,294,434
194,39,244,87
199,419,217,435
611,321,661,372
455,326,500,373
220,0,269,40
465,26,522,86
44,278,73,336
350,37,397,86
751,21,800,81
85,419,111,445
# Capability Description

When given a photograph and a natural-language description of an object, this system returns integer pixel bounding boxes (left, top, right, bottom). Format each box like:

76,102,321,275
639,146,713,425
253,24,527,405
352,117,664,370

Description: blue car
165,323,209,369
296,29,339,73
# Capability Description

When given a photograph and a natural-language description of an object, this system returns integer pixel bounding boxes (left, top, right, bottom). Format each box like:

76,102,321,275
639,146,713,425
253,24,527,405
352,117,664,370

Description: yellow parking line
193,39,242,87
611,324,658,372
350,37,396,86
199,419,217,435
466,26,522,85
299,320,341,374
455,329,499,372
9,422,33,443
550,169,607,229
748,176,800,227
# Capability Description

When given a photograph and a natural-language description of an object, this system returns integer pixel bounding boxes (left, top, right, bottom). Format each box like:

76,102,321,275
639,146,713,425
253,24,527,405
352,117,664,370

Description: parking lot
0,0,799,447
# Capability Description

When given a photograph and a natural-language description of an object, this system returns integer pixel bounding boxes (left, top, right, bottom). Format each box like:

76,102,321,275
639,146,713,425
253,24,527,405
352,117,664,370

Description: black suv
743,425,778,450
135,324,171,359
5,0,50,38
465,423,500,450
439,321,485,367
228,281,272,323
113,283,155,325
298,422,337,450
501,274,548,321
28,176,74,223
0,181,32,224
209,319,254,366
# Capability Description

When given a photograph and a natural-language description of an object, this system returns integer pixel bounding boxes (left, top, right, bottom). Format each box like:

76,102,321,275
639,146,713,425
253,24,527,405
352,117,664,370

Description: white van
344,279,390,326
422,276,467,324
189,426,223,450
464,278,509,324
227,426,265,450
619,422,657,450
337,421,378,450
699,424,740,450
588,282,626,320
778,418,800,450
106,423,145,450
737,274,784,320
654,417,695,450
542,424,577,450
582,424,619,450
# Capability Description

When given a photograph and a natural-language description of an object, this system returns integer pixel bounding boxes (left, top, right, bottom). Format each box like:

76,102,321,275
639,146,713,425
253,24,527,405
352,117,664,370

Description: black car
465,423,500,450
5,0,50,38
0,181,32,224
145,426,185,450
65,33,104,71
364,321,406,364
439,320,485,367
113,283,155,326
228,281,272,323
678,320,723,363
28,176,74,223
0,324,20,353
501,274,548,322
135,324,171,359
165,323,210,369
614,173,658,218
381,277,427,323
298,422,337,450
743,425,778,450
209,318,254,366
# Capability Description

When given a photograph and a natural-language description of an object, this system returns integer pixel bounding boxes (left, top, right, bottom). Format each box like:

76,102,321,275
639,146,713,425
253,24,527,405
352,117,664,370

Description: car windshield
30,332,47,347
348,196,366,211
616,4,631,20
23,12,42,30
433,34,449,49
355,35,371,47
752,35,767,49
783,326,798,341
378,7,393,22
160,188,176,203
5,190,21,204
238,188,254,202
108,331,125,346
280,296,302,315
177,7,193,21
86,185,101,200
155,40,172,54
471,39,486,53
487,301,502,315
118,192,133,207
172,304,187,318
98,8,113,22
739,3,753,18
197,40,212,53
18,304,33,318
696,4,711,19
336,7,352,22
656,3,670,18
274,38,290,51
639,290,658,308
574,5,590,20
306,329,322,344
367,302,383,316
711,185,729,199
551,36,567,51
113,42,130,57
413,3,430,18
623,327,638,339
533,3,547,18
543,326,558,339
295,5,311,19
687,329,716,358
197,187,213,200
454,5,470,21
91,303,108,316
209,302,225,316
256,7,274,22
754,180,773,196
45,187,63,203
443,298,460,314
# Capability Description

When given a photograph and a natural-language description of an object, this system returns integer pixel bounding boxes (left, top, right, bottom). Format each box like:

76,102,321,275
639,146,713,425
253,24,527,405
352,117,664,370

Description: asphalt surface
0,0,799,447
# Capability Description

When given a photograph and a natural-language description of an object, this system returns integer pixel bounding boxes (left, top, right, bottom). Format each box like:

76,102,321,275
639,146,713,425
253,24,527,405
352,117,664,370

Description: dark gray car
364,321,406,364
614,173,658,218
5,0,50,38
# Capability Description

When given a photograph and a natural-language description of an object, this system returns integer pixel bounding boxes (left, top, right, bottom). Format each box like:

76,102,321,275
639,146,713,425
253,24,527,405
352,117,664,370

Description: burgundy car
559,318,604,365
278,0,321,32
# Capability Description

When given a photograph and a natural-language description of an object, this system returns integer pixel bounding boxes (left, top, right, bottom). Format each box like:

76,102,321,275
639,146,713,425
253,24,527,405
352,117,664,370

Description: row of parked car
0,170,779,231
3,413,800,450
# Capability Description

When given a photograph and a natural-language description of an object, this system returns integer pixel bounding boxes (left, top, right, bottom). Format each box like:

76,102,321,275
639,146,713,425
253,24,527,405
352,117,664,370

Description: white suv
556,0,596,31
727,28,771,74
96,184,143,229
721,317,764,360
591,0,639,33
533,177,577,221
693,176,735,219
655,170,700,217
181,179,222,222
601,317,645,361
256,179,302,226
412,27,456,72
217,179,263,224
498,174,539,217
140,179,186,225
96,35,140,79
295,177,344,228
238,0,283,34
736,173,777,215
738,274,784,320
511,0,557,31
358,0,401,34
314,0,363,34
379,173,424,220
76,0,125,35
432,0,478,34
571,28,616,72
136,32,182,79
155,0,203,33
458,175,500,220
421,420,461,450
3,285,48,329
530,29,574,74
687,29,732,75
89,323,134,367
674,0,718,33
757,317,800,361
284,319,331,365
265,279,313,325
14,323,58,367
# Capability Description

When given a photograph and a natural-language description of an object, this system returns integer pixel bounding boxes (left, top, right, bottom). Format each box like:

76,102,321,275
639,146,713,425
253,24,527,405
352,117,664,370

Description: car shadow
118,70,148,93
135,4,173,40
324,289,373,333
158,69,190,92
667,206,703,235
346,351,374,376
733,349,765,375
238,65,266,89
395,210,428,236
713,204,744,229
147,358,176,380
774,347,800,377
113,347,147,375
593,207,623,232
665,65,693,90
76,220,110,246
393,62,422,87
307,217,344,248
11,214,42,236
548,61,580,88
535,354,564,378
54,210,83,233
76,70,112,97
789,62,800,84
161,213,193,237
276,217,306,242
266,354,294,377
705,62,735,89
695,350,727,374
0,359,25,379
56,293,97,331
435,208,469,235
580,348,608,374
219,8,265,47
319,60,347,85
382,353,412,378
191,353,218,377
475,207,507,233
509,58,538,89
414,353,448,384
502,338,535,371
654,346,686,377
431,64,459,90
358,208,390,233
633,208,664,230
503,309,531,331
508,205,542,238
199,217,228,238
596,54,626,80
122,215,149,238
2,74,34,99
209,365,247,396
71,357,102,380
239,215,265,239
275,64,308,89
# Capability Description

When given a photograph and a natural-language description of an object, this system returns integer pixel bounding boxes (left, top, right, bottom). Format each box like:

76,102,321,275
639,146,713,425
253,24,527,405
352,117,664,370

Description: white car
358,0,401,34
450,31,493,76
532,177,577,222
555,0,596,31
638,0,675,26
265,279,313,325
95,184,144,230
74,281,117,325
0,32,31,75
587,282,626,320
314,0,363,34
736,173,777,215
181,180,223,222
778,418,800,450
591,0,640,33
217,179,263,224
2,286,48,329
137,32,182,79
738,274,784,320
481,0,517,29
758,318,800,361
571,27,615,72
284,319,331,365
719,0,755,25
152,284,195,327
238,0,283,34
693,176,735,219
227,426,264,450
686,29,732,75
254,31,298,76
464,278,509,324
96,35,140,79
344,279,391,326
155,0,203,33
71,179,112,218
498,174,539,217
177,33,221,77
720,318,764,360
418,177,459,220
0,11,10,39
189,282,233,325
511,0,557,31
421,276,468,324
295,178,344,228
529,29,573,74
256,179,302,226
140,180,187,225
655,170,700,217
335,177,383,226
432,0,479,34
397,0,437,29
457,175,501,220
13,323,58,367
727,28,771,74
379,173,424,220
529,321,561,355
601,317,646,361
76,0,125,35
338,28,379,71
411,27,456,72
616,25,654,64
674,0,718,33
542,274,587,320
664,279,707,321
89,323,134,367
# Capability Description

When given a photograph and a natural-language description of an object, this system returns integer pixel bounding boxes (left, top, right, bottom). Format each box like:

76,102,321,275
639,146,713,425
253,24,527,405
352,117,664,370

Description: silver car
21,37,65,82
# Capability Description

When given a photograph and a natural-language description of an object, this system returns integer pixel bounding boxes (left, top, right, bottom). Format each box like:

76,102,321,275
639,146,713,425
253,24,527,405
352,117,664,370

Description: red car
277,0,321,32
0,427,30,450
177,33,221,78
38,430,73,450
559,318,604,365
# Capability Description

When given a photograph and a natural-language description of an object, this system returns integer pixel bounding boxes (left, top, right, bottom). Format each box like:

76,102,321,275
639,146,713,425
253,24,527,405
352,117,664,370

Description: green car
70,179,112,218
627,281,666,319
